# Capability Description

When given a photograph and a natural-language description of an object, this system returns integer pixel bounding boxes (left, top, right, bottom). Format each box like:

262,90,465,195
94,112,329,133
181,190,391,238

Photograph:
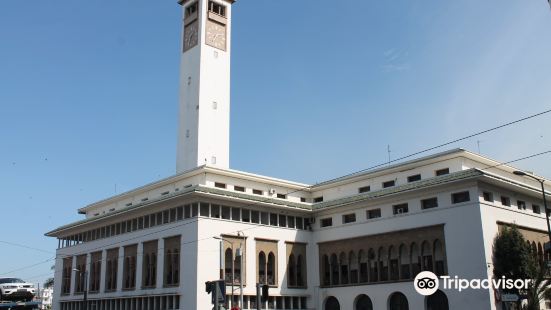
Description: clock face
205,20,226,51
183,20,199,52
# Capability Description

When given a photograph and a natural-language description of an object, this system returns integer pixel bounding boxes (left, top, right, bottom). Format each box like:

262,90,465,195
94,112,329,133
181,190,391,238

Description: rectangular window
533,204,541,214
156,213,162,225
358,186,371,193
142,240,158,288
296,217,304,230
200,203,210,217
253,189,263,195
138,217,144,230
221,206,231,220
89,252,102,292
501,196,511,207
279,214,287,227
215,182,226,189
343,213,356,223
260,212,269,225
313,196,323,203
123,245,137,290
288,216,295,228
320,217,333,227
517,200,527,210
452,191,470,204
208,0,226,17
483,191,493,202
436,168,450,176
163,211,169,224
234,185,245,192
277,193,286,199
170,208,176,222
177,206,183,220
105,248,119,291
61,257,73,295
232,207,241,221
393,203,408,215
191,203,198,217
269,213,278,226
74,255,87,293
421,197,438,210
184,204,191,218
300,197,306,202
407,174,421,182
383,180,395,188
367,208,381,219
211,204,221,218
164,236,181,287
242,209,251,222
251,210,260,224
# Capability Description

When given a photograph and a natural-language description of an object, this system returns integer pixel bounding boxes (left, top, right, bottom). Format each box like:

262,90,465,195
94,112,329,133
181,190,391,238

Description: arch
354,294,373,310
330,253,339,285
288,254,296,286
234,254,242,284
388,292,409,310
359,250,368,283
538,243,544,266
267,252,275,285
324,296,340,310
349,251,359,284
296,254,304,286
433,239,445,275
389,246,399,281
421,241,433,272
425,290,449,310
410,243,421,277
225,248,233,283
323,254,330,286
259,251,266,284
368,248,377,282
339,252,349,284
399,244,410,279
378,246,388,281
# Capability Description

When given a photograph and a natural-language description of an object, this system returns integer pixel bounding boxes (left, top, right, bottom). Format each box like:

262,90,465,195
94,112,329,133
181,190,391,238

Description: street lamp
513,170,551,248
214,236,234,308
73,268,88,310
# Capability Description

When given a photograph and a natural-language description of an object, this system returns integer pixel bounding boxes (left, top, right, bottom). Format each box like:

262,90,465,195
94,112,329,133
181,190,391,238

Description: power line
0,258,55,277
0,240,55,255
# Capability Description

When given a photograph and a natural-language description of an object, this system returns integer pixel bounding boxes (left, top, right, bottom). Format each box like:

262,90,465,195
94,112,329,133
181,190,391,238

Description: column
100,250,107,292
156,238,164,288
136,242,144,289
117,247,124,291
70,256,77,295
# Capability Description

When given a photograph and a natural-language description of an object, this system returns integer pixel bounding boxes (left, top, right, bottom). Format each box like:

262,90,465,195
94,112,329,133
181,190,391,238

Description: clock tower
176,0,235,173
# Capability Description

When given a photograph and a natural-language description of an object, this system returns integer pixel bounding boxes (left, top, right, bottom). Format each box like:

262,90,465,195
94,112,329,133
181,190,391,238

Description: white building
46,1,551,310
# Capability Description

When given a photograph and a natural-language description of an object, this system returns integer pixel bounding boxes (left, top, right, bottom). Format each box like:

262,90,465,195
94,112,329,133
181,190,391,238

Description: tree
493,225,551,310
43,278,54,289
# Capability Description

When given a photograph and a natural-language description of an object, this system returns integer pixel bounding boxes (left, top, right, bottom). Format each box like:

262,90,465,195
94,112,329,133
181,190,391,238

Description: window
483,191,493,202
343,213,356,224
279,214,287,227
200,203,210,217
359,186,371,193
367,208,381,219
185,1,198,18
242,209,251,222
313,196,323,203
164,236,181,287
215,182,226,189
436,168,450,176
61,257,72,295
142,240,158,288
234,186,245,192
393,203,409,215
232,208,241,221
320,217,333,227
253,189,263,195
517,200,527,210
452,191,470,204
74,255,87,293
407,174,421,182
251,210,260,224
123,245,137,290
383,180,395,188
421,197,438,210
288,216,295,228
221,206,231,219
296,217,304,230
260,212,269,225
269,213,278,226
210,204,220,218
208,0,226,17
105,248,119,291
501,196,511,207
89,252,102,292
300,197,306,202
277,193,286,199
533,204,541,214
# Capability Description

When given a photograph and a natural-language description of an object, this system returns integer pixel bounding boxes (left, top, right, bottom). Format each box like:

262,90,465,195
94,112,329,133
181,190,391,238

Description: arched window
378,247,388,281
288,254,296,286
324,296,340,310
267,252,275,285
426,290,449,310
297,255,304,286
368,248,377,282
330,254,339,285
399,244,410,279
340,252,349,284
323,254,330,286
433,240,445,276
225,248,233,283
389,246,399,281
349,251,359,284
410,243,421,277
538,243,544,266
259,251,266,284
388,292,409,310
355,294,373,310
421,241,433,272
359,250,368,283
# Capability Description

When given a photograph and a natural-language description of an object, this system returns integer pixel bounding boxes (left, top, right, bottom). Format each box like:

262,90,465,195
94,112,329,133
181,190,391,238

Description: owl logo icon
414,271,439,296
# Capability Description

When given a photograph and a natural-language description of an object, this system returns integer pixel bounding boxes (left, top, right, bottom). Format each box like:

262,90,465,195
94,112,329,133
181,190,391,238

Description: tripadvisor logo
413,271,531,295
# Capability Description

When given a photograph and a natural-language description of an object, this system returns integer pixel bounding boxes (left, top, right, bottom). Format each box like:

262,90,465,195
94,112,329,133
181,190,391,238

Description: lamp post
73,268,88,310
237,232,245,309
214,236,234,309
513,171,551,248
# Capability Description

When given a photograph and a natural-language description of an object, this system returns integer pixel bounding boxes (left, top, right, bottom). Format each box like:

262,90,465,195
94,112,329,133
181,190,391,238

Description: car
0,278,36,302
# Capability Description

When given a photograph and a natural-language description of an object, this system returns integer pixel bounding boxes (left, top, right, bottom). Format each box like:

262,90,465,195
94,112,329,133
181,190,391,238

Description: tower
176,0,234,173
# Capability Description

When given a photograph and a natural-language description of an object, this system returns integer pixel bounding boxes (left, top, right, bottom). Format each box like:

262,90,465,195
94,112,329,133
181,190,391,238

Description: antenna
387,145,391,166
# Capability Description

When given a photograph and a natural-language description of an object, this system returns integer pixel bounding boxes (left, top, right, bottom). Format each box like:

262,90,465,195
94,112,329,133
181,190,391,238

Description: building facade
46,1,551,310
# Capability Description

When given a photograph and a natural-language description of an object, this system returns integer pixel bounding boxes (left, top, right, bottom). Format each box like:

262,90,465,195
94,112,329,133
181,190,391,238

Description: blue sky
1,0,550,285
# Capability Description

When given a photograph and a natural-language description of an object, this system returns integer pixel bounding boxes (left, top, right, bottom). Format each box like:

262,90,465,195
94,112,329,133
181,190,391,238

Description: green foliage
44,277,54,289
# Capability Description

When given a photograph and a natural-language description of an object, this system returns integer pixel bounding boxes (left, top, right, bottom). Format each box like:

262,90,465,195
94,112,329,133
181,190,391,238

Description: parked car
0,278,36,302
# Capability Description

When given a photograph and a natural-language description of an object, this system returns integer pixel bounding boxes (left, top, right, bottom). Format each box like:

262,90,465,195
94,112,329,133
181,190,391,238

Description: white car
0,278,35,302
